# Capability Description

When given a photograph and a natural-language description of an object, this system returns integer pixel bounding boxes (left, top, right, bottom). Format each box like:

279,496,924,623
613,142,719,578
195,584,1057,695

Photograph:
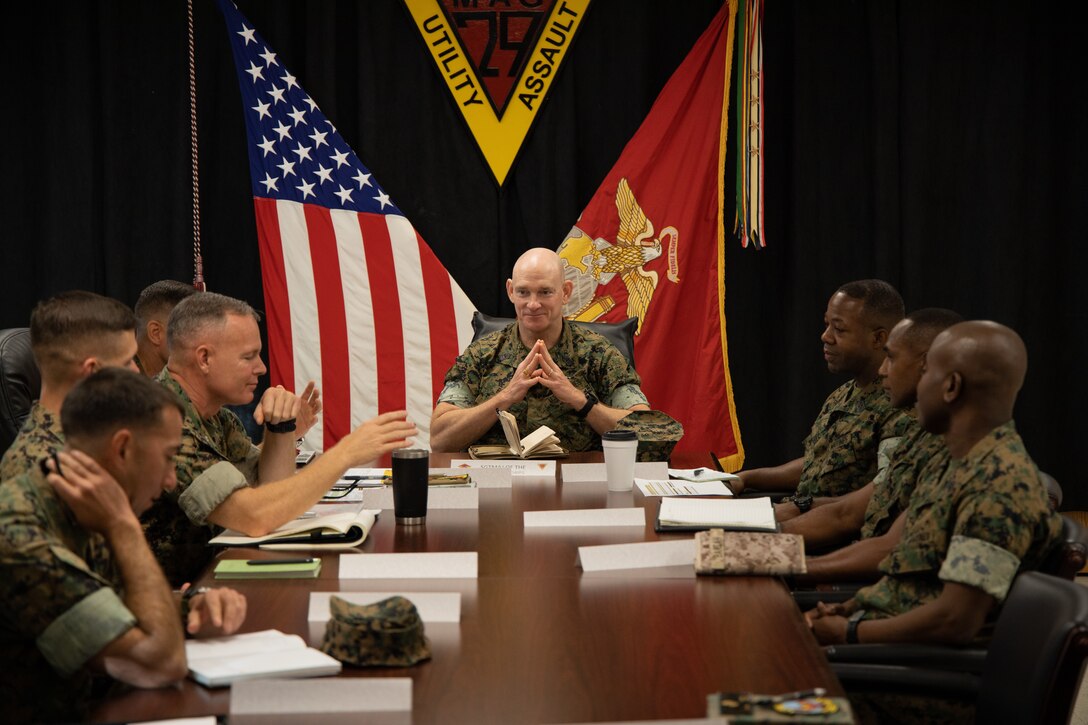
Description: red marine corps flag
217,0,476,450
557,1,744,467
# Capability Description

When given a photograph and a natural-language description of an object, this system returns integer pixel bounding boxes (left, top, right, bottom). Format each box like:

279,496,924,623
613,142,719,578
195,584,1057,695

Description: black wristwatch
575,391,598,419
789,493,813,514
846,609,866,644
266,418,297,434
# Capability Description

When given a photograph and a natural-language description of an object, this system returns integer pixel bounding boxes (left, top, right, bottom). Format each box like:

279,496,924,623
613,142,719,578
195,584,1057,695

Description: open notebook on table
209,508,379,550
468,408,566,459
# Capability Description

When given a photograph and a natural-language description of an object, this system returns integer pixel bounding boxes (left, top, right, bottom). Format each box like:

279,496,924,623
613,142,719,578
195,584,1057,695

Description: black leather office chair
0,328,40,452
825,571,1088,724
470,311,638,367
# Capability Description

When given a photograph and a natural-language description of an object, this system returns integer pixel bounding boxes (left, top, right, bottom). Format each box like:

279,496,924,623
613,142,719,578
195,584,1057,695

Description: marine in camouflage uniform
858,419,948,540
438,321,681,460
0,467,134,722
0,402,65,481
795,379,913,499
853,420,1060,620
141,369,260,586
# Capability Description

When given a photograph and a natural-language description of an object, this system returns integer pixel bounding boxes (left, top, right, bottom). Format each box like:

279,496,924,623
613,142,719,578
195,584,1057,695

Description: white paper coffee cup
601,430,638,492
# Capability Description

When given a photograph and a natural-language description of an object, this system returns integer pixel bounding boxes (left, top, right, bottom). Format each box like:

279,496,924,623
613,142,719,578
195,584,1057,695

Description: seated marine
430,247,681,459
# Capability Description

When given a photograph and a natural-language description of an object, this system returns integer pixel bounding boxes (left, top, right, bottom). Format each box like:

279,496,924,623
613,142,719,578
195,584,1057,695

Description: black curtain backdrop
2,1,1084,505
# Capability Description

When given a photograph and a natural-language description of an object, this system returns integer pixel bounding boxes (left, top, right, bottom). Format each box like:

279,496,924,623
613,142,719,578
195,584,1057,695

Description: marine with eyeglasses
430,248,672,455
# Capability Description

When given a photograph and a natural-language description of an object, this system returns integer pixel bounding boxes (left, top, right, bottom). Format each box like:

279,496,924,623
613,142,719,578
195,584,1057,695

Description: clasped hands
505,340,585,410
253,380,322,436
804,600,856,645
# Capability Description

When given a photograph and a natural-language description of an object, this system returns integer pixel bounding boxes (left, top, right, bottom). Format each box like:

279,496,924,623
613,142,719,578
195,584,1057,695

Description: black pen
246,558,316,566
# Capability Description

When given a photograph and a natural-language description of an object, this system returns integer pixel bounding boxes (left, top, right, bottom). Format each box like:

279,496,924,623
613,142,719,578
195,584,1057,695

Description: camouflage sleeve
608,383,648,410
436,378,475,408
877,436,902,472
938,534,1019,602
0,494,136,676
177,461,251,525
38,586,136,676
221,411,260,483
436,341,487,409
953,489,1035,563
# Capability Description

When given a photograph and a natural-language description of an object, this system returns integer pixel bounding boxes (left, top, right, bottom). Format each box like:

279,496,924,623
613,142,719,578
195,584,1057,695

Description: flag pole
188,0,207,291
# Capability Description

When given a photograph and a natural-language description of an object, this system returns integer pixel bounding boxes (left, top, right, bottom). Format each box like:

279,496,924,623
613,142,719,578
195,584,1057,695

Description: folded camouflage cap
612,409,684,462
320,595,431,667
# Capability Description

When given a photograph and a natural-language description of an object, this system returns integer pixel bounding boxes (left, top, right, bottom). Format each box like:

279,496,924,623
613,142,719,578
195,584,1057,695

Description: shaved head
512,248,565,282
930,321,1027,401
507,248,573,347
916,320,1028,433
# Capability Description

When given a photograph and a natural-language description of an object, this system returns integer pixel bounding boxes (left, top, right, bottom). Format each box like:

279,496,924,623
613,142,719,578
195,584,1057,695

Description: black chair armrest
792,589,856,609
831,662,982,697
825,643,987,672
736,490,795,502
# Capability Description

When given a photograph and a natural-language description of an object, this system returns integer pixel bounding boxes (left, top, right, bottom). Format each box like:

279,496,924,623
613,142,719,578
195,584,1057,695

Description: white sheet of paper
577,539,696,572
560,462,669,483
635,479,733,497
230,678,412,716
308,591,461,624
668,467,741,483
339,551,478,579
449,459,556,478
523,508,646,527
657,496,776,530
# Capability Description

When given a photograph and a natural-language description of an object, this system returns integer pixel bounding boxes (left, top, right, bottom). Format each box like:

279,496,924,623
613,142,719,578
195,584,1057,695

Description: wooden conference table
91,452,841,724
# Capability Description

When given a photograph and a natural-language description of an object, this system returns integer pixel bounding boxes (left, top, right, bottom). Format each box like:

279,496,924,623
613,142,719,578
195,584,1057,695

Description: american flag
217,0,476,450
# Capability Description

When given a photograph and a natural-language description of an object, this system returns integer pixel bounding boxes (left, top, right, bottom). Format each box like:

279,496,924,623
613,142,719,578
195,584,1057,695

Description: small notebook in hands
468,409,567,459
209,509,380,550
655,496,777,533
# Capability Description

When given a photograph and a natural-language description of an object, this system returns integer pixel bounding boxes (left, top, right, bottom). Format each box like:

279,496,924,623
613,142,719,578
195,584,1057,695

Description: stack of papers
636,479,733,497
185,630,341,687
656,497,776,532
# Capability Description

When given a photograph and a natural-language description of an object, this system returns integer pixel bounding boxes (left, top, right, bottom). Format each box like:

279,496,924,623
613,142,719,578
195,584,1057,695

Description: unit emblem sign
405,0,591,185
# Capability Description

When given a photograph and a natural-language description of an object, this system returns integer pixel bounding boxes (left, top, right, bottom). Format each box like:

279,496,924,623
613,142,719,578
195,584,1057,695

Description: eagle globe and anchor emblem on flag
558,178,680,333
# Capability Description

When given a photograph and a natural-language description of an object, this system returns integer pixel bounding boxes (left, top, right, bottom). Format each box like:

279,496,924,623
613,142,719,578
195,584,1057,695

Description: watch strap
575,391,598,419
846,609,866,644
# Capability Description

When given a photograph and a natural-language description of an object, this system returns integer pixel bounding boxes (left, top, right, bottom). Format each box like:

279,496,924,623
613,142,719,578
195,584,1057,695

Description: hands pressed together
504,340,585,409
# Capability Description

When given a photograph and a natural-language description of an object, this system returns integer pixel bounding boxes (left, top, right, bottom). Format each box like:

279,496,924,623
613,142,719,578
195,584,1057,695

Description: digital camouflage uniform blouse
141,370,260,586
438,321,649,453
0,402,65,481
795,379,913,498
854,421,1061,620
0,469,135,722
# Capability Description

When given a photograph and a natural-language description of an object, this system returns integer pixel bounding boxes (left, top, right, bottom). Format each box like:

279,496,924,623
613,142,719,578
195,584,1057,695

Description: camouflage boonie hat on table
320,595,431,667
613,409,684,462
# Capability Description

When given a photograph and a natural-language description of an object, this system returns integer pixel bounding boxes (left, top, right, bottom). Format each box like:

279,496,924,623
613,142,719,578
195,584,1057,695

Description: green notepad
214,558,322,579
